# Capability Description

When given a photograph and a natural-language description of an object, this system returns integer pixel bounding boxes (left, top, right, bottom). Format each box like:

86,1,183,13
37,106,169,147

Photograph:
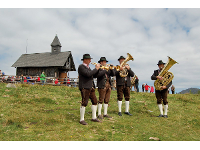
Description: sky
0,6,200,93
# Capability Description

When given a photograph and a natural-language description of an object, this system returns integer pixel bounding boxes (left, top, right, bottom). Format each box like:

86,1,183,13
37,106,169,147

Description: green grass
0,83,200,141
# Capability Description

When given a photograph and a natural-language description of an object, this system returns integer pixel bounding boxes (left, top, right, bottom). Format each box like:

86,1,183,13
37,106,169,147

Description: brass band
78,53,178,125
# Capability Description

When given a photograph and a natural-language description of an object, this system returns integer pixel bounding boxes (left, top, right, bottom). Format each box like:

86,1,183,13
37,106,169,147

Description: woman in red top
67,78,70,85
144,84,150,92
55,78,58,84
24,77,27,83
150,86,154,93
37,77,40,82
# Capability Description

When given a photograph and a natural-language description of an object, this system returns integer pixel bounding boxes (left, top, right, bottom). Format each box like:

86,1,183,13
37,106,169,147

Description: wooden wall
16,67,68,77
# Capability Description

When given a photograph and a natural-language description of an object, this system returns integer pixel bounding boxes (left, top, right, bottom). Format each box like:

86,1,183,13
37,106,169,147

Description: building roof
11,51,75,70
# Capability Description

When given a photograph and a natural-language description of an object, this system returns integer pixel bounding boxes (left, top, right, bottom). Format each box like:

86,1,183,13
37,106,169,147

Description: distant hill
179,88,200,94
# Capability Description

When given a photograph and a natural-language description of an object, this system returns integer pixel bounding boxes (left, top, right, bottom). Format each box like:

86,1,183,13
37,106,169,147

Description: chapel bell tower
51,34,62,54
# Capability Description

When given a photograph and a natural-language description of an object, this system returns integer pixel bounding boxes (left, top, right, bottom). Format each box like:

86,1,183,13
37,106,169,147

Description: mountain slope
179,88,200,94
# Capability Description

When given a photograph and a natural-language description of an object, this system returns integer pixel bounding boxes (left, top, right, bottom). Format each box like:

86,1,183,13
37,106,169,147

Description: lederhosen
80,88,98,107
117,77,130,101
98,74,111,104
115,69,134,101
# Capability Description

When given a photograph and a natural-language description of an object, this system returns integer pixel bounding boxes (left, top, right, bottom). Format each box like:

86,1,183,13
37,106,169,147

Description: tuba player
151,60,172,118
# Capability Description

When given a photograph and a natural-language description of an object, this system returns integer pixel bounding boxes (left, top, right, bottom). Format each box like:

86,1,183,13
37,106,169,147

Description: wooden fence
0,75,117,90
0,75,78,86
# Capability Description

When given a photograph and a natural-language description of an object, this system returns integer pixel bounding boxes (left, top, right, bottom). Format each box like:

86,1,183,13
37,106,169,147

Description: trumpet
91,62,129,72
91,62,111,70
108,64,120,71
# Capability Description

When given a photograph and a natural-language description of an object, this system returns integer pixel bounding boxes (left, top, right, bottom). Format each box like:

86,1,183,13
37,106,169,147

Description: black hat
118,56,126,61
157,60,165,65
98,57,108,63
81,54,93,61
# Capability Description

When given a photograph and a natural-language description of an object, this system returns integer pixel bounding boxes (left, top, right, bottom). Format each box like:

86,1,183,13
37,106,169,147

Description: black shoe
79,120,88,125
103,114,112,118
91,118,102,122
163,115,168,118
118,112,122,116
157,114,164,117
97,115,103,120
125,112,132,116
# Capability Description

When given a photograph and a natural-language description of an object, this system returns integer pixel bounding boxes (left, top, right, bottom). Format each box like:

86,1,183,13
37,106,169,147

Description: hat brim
157,63,165,65
118,58,125,61
98,60,108,63
81,58,93,61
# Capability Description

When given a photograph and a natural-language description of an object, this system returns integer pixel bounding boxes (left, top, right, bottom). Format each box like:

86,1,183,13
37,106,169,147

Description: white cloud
0,8,200,93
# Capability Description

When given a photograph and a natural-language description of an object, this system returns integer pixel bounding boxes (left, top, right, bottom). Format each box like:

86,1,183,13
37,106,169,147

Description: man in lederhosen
78,54,101,125
115,56,134,116
96,57,115,119
151,60,172,118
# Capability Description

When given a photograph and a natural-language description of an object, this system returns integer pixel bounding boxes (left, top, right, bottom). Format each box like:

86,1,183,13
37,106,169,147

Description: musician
115,56,134,116
130,77,135,92
96,57,115,119
171,85,175,94
151,60,172,118
78,54,101,125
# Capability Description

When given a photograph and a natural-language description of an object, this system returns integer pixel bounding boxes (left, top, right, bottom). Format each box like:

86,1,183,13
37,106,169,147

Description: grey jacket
78,64,98,90
96,69,115,88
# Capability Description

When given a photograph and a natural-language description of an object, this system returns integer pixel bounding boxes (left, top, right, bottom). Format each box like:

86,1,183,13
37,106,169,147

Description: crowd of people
0,71,79,87
0,74,43,83
141,83,175,94
0,70,176,94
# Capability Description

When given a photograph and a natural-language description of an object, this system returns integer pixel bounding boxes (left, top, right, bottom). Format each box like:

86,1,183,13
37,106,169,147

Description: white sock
91,105,97,119
98,104,102,116
158,104,163,115
80,106,85,121
164,105,168,115
104,104,108,115
125,101,129,112
118,101,122,112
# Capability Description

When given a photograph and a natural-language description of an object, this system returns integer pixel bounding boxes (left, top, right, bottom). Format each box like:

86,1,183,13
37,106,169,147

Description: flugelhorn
91,62,110,70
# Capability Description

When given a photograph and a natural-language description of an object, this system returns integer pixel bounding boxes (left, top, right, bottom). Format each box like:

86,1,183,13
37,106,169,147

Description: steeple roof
51,35,62,47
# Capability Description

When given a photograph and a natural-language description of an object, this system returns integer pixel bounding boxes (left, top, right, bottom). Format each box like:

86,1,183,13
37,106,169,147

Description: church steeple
51,35,62,54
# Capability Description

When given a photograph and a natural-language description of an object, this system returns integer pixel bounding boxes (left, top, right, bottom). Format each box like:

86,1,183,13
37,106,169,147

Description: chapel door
59,72,67,84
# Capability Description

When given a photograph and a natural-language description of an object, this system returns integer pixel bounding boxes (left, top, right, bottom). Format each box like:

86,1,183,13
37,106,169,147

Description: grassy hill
0,83,200,141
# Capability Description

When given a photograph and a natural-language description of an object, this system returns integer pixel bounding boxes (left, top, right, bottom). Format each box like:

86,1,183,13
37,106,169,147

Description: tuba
154,56,178,90
118,53,134,77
